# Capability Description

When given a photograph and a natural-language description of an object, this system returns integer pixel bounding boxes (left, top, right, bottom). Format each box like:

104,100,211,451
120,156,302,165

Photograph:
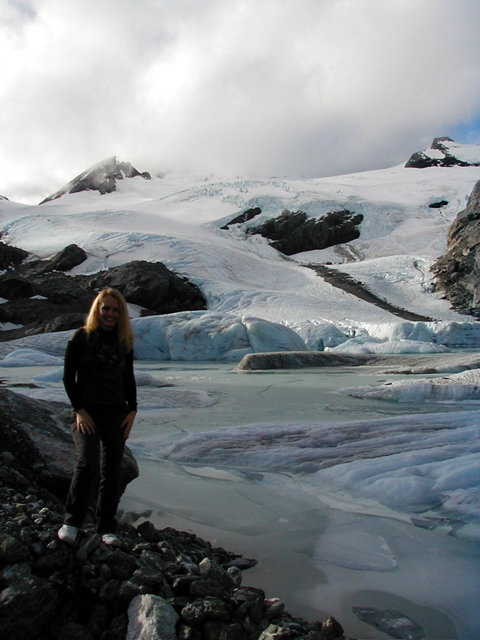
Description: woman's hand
76,409,95,434
121,411,136,440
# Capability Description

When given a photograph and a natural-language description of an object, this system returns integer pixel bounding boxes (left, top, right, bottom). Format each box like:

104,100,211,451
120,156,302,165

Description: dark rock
58,622,93,640
136,520,162,542
116,578,149,601
99,578,120,603
431,180,480,316
101,613,128,640
0,533,30,566
181,599,207,625
49,245,88,272
39,157,151,205
0,561,32,587
248,209,363,256
405,137,479,169
95,260,206,315
0,242,28,270
106,549,138,580
352,606,424,639
0,576,58,640
221,207,262,230
32,548,69,573
0,250,206,342
219,623,248,640
321,616,344,640
428,200,448,209
0,277,34,299
179,624,203,640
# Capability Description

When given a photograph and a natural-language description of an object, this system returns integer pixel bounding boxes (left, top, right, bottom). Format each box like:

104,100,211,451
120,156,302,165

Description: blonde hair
84,288,134,351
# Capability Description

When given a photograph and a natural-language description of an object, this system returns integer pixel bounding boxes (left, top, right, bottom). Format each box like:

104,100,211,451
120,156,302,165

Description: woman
58,288,137,546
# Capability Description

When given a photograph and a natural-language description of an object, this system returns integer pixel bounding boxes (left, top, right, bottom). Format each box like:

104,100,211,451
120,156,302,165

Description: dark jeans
64,405,127,534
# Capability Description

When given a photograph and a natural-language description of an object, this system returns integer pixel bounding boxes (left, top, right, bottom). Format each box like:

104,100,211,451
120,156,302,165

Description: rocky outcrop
0,242,29,270
431,180,480,316
405,137,480,169
0,388,346,640
247,210,363,256
221,207,263,230
93,262,205,316
39,157,151,204
0,244,206,341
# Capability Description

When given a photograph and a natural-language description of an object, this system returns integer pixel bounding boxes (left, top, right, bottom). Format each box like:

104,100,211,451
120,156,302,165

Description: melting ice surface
1,346,480,639
118,360,479,640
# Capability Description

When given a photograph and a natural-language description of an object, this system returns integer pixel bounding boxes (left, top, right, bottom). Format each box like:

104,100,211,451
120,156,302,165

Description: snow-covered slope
1,141,479,358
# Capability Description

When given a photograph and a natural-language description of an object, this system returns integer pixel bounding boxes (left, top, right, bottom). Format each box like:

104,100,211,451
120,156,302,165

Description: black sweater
63,327,137,413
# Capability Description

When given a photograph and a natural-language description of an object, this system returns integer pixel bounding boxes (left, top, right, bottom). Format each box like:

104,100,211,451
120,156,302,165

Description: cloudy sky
1,0,479,204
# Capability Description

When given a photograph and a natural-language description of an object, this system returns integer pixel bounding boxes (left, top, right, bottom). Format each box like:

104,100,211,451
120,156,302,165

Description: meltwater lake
122,360,479,640
2,357,479,639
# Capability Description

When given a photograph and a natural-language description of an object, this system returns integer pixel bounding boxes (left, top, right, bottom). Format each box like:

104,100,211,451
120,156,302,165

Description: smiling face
97,295,120,331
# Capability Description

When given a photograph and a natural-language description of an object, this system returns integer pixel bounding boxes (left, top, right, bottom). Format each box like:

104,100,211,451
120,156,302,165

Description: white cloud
1,0,479,203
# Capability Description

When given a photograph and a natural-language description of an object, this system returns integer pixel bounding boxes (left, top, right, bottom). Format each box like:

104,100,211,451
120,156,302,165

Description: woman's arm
123,349,137,413
121,349,137,440
63,336,96,433
62,340,84,411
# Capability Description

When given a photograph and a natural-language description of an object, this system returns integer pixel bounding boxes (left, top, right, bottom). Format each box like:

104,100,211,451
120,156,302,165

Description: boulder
93,260,206,315
431,180,480,316
0,577,58,640
127,595,179,640
48,244,88,272
248,209,363,255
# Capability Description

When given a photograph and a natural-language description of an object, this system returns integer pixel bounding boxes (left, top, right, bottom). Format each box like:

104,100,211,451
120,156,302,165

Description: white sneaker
101,533,121,547
58,524,79,545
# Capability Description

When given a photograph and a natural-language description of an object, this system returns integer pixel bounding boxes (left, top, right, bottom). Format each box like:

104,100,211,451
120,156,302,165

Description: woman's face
98,295,120,331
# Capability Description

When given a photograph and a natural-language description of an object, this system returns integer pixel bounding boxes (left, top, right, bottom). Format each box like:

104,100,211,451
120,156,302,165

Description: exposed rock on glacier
431,179,480,317
247,209,363,255
39,156,151,204
0,243,206,341
221,206,262,230
308,265,432,322
0,242,28,270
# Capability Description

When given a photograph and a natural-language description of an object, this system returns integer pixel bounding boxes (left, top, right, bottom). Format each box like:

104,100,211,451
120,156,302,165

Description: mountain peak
405,138,480,169
39,156,151,204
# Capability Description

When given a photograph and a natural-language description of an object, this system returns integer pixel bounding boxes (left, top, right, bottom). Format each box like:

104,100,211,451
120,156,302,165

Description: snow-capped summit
405,136,480,168
39,156,151,204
